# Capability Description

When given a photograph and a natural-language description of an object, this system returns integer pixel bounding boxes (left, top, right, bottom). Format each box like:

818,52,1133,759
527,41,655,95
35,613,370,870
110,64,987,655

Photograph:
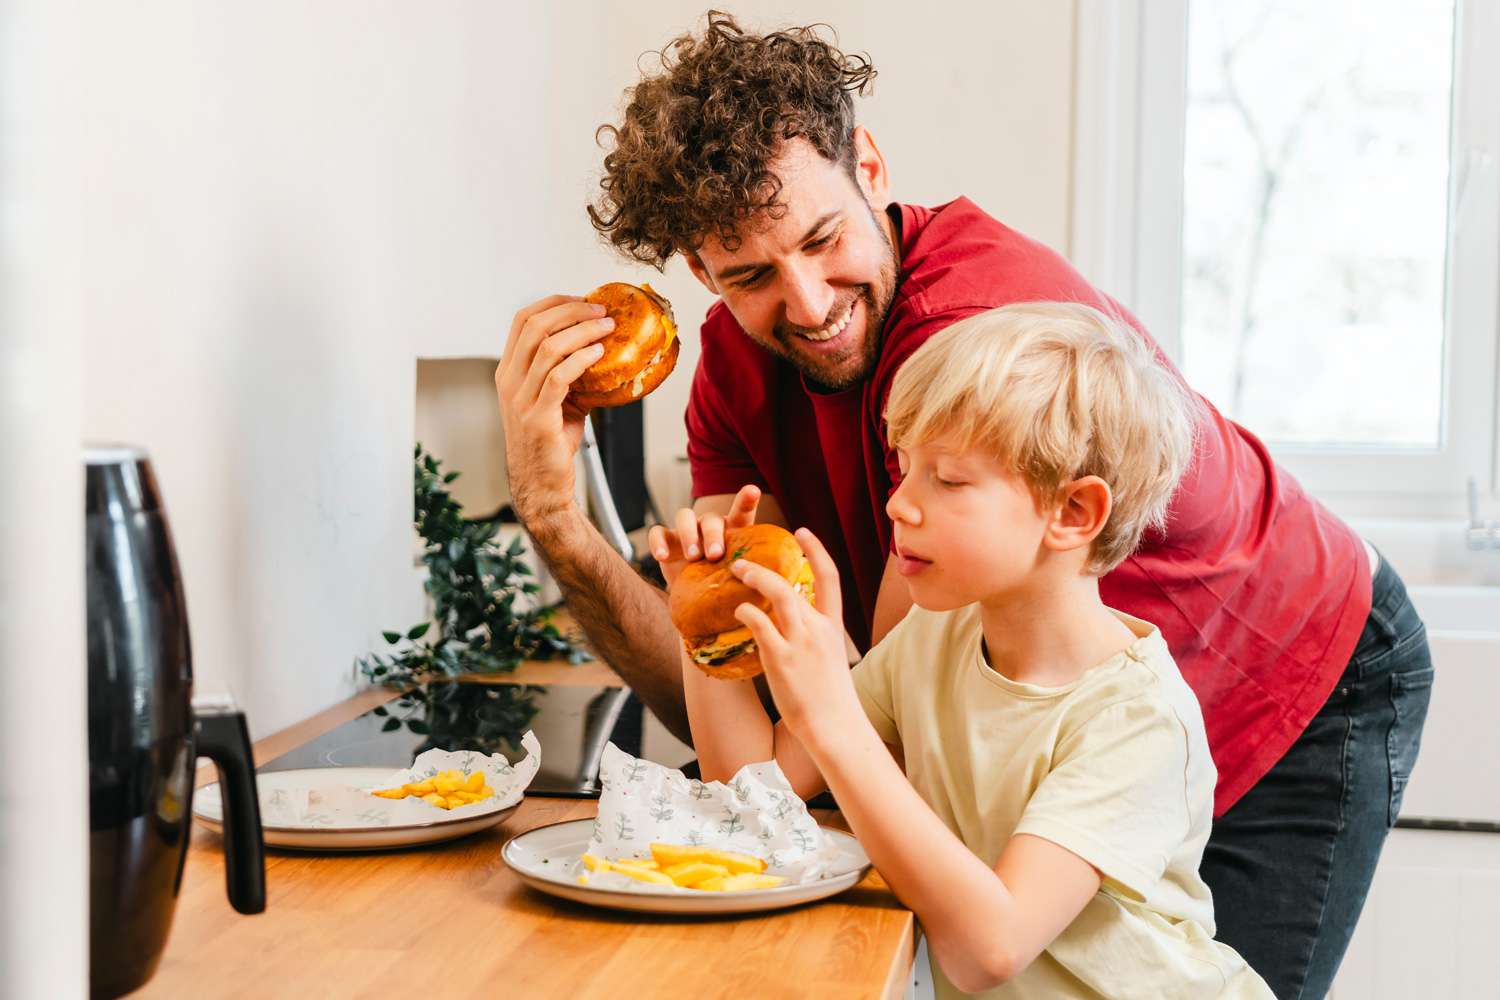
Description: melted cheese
641,283,677,347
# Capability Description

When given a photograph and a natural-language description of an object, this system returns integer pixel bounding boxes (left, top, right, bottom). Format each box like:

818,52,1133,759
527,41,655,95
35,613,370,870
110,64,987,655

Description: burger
667,523,816,681
567,282,680,408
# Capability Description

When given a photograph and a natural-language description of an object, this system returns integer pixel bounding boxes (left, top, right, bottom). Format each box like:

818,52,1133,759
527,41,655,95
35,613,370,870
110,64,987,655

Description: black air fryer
85,445,265,998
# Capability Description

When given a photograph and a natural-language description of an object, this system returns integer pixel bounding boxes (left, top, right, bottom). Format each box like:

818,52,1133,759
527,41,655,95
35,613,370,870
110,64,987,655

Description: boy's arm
808,720,1101,992
681,648,827,800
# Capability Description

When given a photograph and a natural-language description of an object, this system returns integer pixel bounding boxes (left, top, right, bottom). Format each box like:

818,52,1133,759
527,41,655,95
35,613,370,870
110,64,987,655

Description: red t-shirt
685,197,1372,815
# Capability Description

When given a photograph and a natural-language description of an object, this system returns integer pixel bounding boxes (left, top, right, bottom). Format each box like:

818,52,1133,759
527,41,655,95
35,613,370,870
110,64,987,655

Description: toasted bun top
667,523,806,640
570,283,676,395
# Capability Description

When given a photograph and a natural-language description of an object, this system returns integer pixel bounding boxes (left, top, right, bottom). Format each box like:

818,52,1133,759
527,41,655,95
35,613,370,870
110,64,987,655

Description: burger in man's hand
567,282,680,408
667,523,816,681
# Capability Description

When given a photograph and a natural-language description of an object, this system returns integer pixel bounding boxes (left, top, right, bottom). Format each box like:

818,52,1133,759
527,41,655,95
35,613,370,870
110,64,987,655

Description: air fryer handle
195,710,267,914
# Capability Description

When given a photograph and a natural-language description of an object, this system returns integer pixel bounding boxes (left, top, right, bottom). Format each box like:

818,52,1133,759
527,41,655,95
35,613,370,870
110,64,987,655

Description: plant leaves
382,631,402,644
406,719,431,735
381,717,401,732
407,622,431,640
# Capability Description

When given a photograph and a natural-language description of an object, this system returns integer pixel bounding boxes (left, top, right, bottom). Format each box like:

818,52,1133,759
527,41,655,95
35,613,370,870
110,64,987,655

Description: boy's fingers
648,524,677,563
731,561,804,634
733,603,788,660
700,513,726,560
725,484,762,529
795,528,843,618
675,507,702,560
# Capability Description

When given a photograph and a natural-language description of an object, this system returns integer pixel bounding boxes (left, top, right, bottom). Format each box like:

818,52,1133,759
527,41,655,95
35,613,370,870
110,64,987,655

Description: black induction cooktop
260,683,644,798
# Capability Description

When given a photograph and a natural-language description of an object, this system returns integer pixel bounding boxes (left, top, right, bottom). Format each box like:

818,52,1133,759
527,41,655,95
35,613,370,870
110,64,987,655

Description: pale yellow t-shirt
851,603,1273,1000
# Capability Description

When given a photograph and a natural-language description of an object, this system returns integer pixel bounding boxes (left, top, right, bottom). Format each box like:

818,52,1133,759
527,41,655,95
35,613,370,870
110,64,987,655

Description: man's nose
781,265,836,330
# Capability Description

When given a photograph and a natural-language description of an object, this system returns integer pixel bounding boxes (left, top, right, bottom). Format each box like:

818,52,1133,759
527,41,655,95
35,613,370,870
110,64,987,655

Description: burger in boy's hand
667,523,816,681
567,282,680,408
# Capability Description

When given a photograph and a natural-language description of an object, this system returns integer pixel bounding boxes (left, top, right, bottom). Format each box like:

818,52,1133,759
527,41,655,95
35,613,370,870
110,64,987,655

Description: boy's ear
1043,476,1113,556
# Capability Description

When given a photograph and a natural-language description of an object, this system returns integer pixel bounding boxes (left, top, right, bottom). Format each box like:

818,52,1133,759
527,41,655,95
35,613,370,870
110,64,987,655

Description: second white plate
193,766,522,851
502,818,871,915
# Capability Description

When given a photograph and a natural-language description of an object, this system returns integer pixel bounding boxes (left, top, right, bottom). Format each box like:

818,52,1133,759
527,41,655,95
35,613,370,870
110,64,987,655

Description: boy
649,303,1274,997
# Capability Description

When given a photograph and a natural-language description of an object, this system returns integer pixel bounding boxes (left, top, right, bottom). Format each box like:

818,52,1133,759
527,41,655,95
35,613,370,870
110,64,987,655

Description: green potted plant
354,445,587,752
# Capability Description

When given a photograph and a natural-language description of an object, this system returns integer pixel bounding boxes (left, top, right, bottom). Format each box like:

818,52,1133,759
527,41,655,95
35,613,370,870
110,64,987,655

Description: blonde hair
884,302,1199,574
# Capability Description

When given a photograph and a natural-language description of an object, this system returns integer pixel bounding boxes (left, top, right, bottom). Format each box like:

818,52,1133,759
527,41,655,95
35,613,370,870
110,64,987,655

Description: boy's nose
886,482,920,525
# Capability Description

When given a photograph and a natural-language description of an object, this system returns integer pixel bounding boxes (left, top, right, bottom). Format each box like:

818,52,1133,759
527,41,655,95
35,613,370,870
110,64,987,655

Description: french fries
577,844,784,892
369,769,495,810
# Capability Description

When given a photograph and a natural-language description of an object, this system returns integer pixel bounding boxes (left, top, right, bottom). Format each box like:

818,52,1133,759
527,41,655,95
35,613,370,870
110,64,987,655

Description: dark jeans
1200,554,1434,999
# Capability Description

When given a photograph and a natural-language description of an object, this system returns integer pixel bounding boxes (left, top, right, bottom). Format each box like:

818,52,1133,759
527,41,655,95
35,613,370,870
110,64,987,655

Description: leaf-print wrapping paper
209,732,541,828
580,742,868,892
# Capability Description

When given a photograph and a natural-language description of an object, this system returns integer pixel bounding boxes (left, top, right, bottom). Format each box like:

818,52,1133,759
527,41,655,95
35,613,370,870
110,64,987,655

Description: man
494,13,1432,998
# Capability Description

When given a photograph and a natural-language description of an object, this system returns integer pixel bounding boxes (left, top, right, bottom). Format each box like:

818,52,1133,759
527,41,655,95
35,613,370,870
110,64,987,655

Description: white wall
1,2,89,995
76,4,620,736
76,3,1077,739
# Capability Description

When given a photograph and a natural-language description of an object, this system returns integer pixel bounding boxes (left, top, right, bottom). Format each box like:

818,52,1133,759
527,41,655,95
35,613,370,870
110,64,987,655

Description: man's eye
735,270,769,289
936,476,965,489
805,230,840,252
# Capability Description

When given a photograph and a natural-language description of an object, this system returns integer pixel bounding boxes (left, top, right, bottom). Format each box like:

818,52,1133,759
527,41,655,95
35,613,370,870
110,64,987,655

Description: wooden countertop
144,653,916,999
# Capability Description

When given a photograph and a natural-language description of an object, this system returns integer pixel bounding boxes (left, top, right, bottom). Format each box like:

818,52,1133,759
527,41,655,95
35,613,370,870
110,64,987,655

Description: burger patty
689,637,756,666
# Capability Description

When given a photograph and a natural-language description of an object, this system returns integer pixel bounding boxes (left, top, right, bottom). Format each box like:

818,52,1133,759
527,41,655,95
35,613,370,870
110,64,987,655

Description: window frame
1071,0,1500,520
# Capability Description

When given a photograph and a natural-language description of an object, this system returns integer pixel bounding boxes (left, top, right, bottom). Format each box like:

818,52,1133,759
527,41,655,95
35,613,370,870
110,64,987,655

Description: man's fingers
700,513,727,560
675,507,702,560
517,316,615,408
503,300,609,399
500,294,580,370
725,484,762,529
795,528,843,618
533,341,606,413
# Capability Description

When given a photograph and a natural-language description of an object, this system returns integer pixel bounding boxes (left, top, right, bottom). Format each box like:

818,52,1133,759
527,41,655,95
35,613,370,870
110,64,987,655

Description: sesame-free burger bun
667,523,816,681
567,282,679,409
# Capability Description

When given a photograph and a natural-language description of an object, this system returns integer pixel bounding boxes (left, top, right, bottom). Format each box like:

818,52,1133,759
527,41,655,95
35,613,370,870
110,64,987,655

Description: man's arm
494,293,709,744
869,552,914,646
522,505,691,741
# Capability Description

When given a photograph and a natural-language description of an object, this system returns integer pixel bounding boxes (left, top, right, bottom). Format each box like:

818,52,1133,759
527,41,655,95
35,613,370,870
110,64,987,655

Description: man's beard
766,211,900,392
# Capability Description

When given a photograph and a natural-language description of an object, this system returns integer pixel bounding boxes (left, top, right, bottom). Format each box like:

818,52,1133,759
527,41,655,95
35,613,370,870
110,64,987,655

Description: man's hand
647,484,763,587
494,295,615,526
728,527,864,743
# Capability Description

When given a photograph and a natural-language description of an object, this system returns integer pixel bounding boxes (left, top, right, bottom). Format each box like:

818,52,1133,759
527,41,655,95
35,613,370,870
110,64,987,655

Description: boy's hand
647,484,761,587
729,527,863,741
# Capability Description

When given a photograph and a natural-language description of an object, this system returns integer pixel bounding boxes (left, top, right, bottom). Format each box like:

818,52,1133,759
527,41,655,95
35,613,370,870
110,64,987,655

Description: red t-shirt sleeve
685,356,770,501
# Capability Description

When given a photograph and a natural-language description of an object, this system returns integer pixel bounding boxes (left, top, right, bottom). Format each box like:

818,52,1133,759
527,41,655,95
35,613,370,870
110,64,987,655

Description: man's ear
1042,476,1113,556
850,126,891,209
685,253,720,297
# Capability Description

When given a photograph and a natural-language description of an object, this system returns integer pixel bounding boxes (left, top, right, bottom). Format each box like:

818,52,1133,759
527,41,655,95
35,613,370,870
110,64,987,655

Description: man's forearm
525,504,692,744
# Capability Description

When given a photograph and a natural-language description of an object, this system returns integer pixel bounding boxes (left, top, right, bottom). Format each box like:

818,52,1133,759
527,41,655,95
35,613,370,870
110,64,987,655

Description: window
1073,0,1500,514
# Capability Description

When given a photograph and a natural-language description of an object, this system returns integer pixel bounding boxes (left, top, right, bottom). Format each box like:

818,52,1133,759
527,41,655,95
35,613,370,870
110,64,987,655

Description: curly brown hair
587,10,877,270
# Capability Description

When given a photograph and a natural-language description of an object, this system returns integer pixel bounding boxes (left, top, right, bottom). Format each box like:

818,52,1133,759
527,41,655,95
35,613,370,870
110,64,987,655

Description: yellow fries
578,844,783,892
369,769,496,810
649,843,767,874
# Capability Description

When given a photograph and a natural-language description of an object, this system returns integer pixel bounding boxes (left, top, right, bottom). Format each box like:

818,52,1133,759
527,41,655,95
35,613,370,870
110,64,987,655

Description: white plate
502,818,871,915
193,766,522,851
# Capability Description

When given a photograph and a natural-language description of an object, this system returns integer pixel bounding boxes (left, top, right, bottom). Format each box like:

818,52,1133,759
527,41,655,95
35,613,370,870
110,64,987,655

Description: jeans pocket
1387,664,1435,826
